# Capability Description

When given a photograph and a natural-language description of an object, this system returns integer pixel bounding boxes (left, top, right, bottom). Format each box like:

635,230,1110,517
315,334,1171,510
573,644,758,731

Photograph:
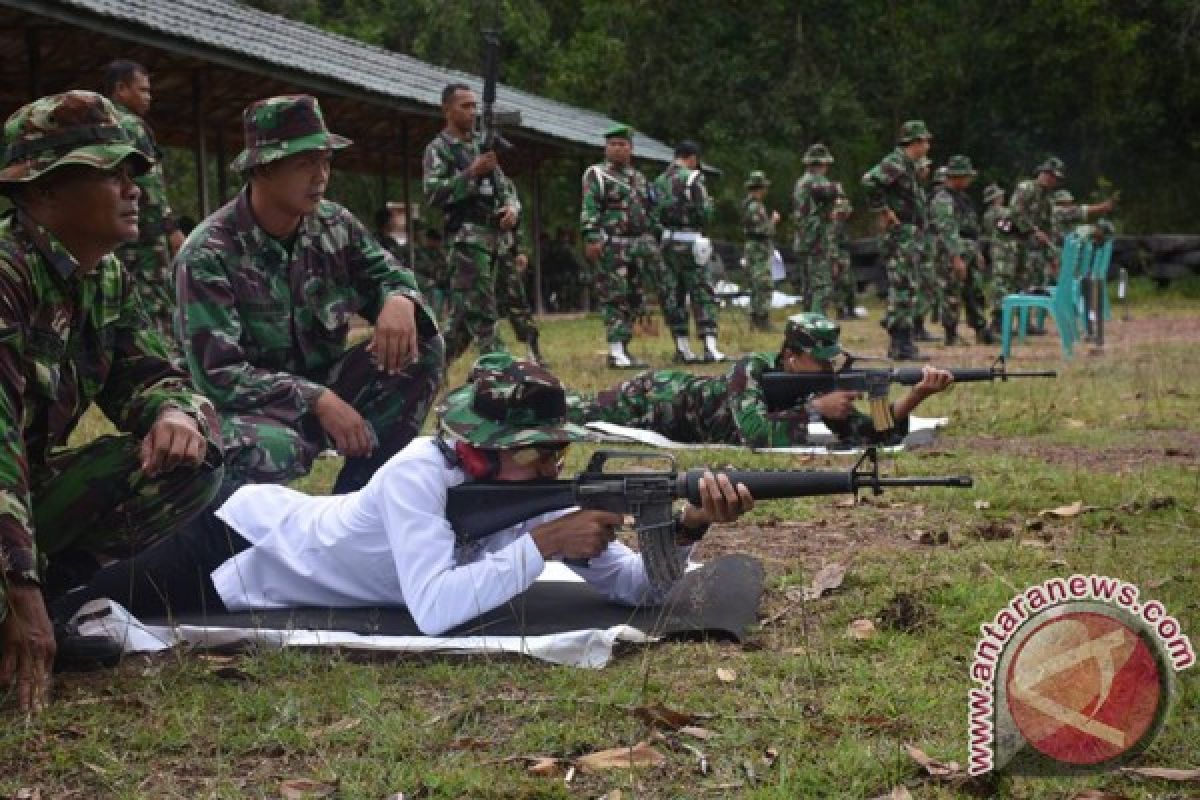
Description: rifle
478,28,518,189
760,355,1057,430
446,449,973,590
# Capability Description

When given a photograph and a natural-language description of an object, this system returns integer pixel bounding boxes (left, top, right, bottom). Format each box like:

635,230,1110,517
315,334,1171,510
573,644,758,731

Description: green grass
6,284,1199,798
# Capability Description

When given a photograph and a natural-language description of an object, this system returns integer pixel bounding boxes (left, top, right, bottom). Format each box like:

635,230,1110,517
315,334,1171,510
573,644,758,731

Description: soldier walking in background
103,60,185,349
653,140,724,363
580,125,655,368
862,120,934,361
829,190,861,320
495,190,547,367
914,160,944,343
791,144,840,313
423,83,520,362
740,170,779,331
930,155,993,345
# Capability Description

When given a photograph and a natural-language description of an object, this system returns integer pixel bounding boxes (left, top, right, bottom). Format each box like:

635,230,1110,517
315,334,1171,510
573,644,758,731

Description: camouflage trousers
568,369,702,441
916,234,941,322
633,234,670,322
808,255,835,315
936,253,989,331
117,238,178,351
444,227,502,362
660,240,719,337
414,271,447,328
220,335,444,492
594,240,645,344
881,224,925,333
495,253,538,345
988,239,1021,308
31,433,224,598
832,251,857,313
743,241,774,319
1022,241,1054,290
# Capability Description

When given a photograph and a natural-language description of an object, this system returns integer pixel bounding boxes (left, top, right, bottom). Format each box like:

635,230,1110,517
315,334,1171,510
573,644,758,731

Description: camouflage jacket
377,233,409,268
792,172,839,248
422,130,518,234
652,163,713,232
112,101,176,244
413,245,446,284
931,187,981,261
741,196,774,241
861,148,929,228
0,210,217,582
580,160,654,244
176,188,435,425
1009,180,1055,242
1052,204,1087,245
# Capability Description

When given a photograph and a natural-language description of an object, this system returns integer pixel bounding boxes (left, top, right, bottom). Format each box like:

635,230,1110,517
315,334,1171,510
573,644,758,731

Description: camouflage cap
0,90,151,185
744,169,770,189
1053,189,1075,204
231,95,351,173
604,123,634,141
1036,156,1065,178
898,119,933,144
944,154,977,177
982,183,1005,203
782,312,842,361
802,143,834,165
439,352,595,448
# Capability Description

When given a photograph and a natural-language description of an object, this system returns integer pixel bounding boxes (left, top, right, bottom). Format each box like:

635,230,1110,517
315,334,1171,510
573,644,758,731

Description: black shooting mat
144,554,765,643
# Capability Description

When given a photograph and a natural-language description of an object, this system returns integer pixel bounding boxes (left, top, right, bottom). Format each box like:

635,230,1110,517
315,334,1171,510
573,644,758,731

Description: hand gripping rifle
760,355,1057,430
446,449,973,590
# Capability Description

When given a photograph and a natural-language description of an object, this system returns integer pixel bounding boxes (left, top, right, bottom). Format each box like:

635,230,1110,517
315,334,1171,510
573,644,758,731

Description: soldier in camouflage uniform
51,353,753,636
104,61,185,349
981,184,1019,333
653,141,725,363
413,228,448,323
580,125,656,368
912,158,942,343
740,170,779,331
862,120,934,361
930,156,994,345
570,313,952,448
829,191,860,320
423,83,520,363
791,144,841,314
0,91,224,710
495,194,548,367
178,95,443,496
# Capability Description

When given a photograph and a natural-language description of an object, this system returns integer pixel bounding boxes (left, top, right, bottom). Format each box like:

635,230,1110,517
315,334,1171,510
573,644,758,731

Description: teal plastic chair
1001,234,1082,358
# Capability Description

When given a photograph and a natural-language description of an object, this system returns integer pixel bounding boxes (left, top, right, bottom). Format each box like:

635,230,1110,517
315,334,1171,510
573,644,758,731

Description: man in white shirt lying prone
52,354,755,636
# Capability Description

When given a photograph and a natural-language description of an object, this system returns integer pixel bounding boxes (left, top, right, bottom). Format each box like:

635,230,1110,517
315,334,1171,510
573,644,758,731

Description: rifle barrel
872,475,974,488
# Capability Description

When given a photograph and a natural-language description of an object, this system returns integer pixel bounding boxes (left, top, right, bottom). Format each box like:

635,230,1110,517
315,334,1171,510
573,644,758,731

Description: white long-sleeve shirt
211,437,685,635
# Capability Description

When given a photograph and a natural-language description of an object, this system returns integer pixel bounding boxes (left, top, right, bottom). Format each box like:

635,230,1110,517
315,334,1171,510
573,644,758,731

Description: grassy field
3,278,1198,798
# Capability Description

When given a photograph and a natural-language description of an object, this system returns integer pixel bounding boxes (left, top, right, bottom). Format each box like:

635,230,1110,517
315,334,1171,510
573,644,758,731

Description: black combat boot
975,325,996,345
888,328,930,362
944,324,960,346
751,314,775,332
914,316,939,342
527,331,550,368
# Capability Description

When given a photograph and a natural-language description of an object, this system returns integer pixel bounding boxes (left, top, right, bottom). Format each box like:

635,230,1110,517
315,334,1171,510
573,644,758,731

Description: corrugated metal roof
5,0,676,163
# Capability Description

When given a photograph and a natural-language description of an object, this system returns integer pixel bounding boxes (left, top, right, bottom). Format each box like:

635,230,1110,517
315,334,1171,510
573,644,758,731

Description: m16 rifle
477,28,519,199
446,449,972,590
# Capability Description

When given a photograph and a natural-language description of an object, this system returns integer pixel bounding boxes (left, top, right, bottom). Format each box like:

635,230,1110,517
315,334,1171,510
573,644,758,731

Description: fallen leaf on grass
14,790,41,800
577,741,665,772
1147,576,1172,589
600,790,623,800
1020,540,1051,549
1069,791,1129,799
904,743,962,778
716,667,737,683
280,779,337,799
447,736,492,751
525,757,561,776
834,496,858,508
848,619,877,640
1119,766,1200,781
679,725,717,740
308,717,361,737
1064,418,1087,429
680,741,709,774
803,562,847,600
869,788,913,800
632,702,697,730
762,747,779,768
1048,559,1069,569
1038,500,1098,518
973,499,991,510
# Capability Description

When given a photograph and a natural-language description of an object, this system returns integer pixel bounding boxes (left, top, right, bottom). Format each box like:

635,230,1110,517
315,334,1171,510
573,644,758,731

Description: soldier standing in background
654,140,724,363
423,83,520,362
104,60,184,348
829,190,860,320
914,161,944,343
791,144,839,313
930,155,993,345
740,170,779,331
862,120,934,361
981,184,1019,335
495,186,547,367
580,125,655,368
413,227,448,323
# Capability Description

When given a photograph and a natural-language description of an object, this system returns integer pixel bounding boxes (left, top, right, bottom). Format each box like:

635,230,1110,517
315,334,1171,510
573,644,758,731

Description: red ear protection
454,440,501,479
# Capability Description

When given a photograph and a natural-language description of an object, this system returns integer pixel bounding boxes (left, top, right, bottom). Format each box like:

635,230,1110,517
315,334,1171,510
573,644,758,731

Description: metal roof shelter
0,0,678,309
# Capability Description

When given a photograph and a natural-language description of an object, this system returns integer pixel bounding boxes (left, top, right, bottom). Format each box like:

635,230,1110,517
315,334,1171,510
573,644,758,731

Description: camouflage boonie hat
1036,156,1065,178
604,124,633,141
1,90,150,185
1053,189,1075,204
439,352,595,448
782,312,842,361
231,95,351,173
898,119,933,143
744,169,770,189
802,143,834,165
982,183,1004,203
945,154,977,177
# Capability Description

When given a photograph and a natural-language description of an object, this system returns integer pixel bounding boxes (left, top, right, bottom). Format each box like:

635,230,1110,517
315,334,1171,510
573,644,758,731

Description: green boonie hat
0,90,150,185
1036,156,1065,178
783,312,842,361
945,154,977,177
230,94,351,173
744,169,770,189
1053,189,1075,204
439,352,595,448
982,184,1004,203
898,119,933,144
603,124,633,140
802,143,834,165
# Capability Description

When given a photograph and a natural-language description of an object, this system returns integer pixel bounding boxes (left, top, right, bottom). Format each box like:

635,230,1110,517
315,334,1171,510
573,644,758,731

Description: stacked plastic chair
1000,233,1083,359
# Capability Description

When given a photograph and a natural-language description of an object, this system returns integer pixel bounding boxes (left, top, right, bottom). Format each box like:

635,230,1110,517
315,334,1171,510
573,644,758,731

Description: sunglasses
510,444,568,466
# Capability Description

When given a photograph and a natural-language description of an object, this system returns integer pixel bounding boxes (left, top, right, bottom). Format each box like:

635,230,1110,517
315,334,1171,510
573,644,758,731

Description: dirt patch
954,430,1200,473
